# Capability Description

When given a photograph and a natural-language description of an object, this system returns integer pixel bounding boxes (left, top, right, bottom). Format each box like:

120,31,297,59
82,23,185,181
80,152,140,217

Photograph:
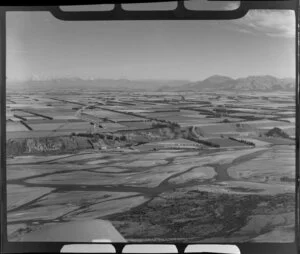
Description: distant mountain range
7,78,190,91
7,75,295,92
160,75,295,92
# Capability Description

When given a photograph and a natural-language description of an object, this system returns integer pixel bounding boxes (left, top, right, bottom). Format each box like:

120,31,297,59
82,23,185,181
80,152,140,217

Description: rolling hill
169,75,295,92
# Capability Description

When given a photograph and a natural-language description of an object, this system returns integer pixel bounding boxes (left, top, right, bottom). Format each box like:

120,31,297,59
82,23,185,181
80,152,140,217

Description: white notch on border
60,244,116,253
122,244,178,253
185,244,241,254
92,239,112,243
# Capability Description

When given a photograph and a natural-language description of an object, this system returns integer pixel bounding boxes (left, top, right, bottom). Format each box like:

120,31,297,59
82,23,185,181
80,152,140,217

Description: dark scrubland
108,190,295,242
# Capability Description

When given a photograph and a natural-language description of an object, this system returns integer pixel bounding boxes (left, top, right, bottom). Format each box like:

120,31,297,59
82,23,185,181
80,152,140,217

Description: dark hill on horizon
162,75,295,92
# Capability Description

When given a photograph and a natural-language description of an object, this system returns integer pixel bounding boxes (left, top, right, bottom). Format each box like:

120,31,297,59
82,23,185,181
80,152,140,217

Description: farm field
6,89,296,243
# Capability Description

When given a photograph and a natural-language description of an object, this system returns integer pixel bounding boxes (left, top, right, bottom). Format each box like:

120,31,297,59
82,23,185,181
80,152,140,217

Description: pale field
206,138,248,147
32,191,139,209
154,138,200,146
92,167,129,173
23,116,45,121
256,137,295,145
173,147,268,165
228,146,294,183
28,123,68,131
109,116,145,122
63,196,150,221
29,191,142,220
117,109,153,113
236,138,271,147
7,122,29,132
26,119,82,124
51,152,111,163
85,159,110,165
8,204,77,223
168,166,216,184
241,120,292,128
120,121,152,129
182,181,294,196
114,160,168,167
225,108,262,112
259,125,294,130
83,109,137,120
8,104,52,109
278,111,295,116
28,122,92,131
6,131,74,139
263,104,295,109
7,153,79,164
251,225,294,242
279,118,295,123
52,115,79,120
7,163,101,180
113,151,199,161
8,117,22,122
12,111,36,117
198,123,244,134
24,164,193,187
7,184,54,211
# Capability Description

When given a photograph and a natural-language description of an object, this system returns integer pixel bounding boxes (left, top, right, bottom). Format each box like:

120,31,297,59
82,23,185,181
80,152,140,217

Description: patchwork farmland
6,88,295,243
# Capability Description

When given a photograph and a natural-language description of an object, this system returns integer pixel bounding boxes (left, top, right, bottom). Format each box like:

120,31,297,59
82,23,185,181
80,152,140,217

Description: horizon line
6,74,295,83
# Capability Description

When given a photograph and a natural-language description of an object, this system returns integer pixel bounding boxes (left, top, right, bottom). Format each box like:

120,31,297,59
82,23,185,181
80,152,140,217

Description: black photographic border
0,1,299,253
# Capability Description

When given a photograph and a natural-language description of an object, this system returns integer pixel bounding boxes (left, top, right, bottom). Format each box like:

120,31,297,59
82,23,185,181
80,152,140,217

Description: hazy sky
7,2,295,82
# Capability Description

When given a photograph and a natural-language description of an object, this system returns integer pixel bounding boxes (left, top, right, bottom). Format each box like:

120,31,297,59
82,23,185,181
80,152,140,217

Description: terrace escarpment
6,126,188,156
6,136,94,156
6,124,220,156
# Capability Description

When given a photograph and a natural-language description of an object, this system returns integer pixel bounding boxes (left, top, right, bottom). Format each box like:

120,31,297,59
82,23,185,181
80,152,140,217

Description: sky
6,1,296,82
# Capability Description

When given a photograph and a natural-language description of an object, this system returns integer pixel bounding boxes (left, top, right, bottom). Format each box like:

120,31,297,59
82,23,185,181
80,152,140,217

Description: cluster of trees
70,132,127,142
186,136,220,148
228,137,255,146
221,118,230,123
102,117,110,122
240,116,262,121
280,176,294,183
197,139,220,148
265,127,290,139
151,122,169,128
70,132,91,137
151,120,180,130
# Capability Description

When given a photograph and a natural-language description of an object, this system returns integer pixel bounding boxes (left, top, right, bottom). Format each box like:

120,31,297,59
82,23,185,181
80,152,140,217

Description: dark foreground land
109,190,294,242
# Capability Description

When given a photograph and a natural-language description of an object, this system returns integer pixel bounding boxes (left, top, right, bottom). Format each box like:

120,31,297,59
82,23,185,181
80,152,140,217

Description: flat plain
6,88,296,242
